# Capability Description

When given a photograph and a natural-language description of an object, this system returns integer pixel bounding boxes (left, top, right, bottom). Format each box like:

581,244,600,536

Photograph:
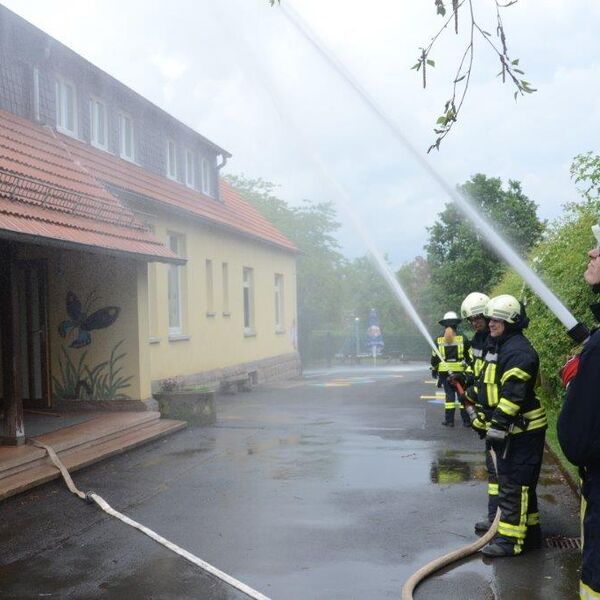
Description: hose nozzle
567,322,590,344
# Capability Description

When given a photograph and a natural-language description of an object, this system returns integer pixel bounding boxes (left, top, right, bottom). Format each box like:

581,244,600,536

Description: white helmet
438,311,461,327
484,294,522,324
461,292,490,319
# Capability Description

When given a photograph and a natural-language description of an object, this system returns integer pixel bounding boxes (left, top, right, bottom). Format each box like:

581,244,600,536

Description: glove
430,367,438,379
486,426,508,451
437,376,443,388
560,354,580,388
447,372,466,391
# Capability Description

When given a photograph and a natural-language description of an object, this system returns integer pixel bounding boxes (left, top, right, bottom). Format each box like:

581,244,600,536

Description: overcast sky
5,0,600,266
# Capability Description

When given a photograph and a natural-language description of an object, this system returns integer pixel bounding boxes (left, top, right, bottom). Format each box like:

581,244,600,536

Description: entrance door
16,261,50,409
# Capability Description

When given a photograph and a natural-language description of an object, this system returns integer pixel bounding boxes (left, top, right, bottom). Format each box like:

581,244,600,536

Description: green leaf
427,59,436,67
411,62,421,70
511,58,520,65
454,75,466,83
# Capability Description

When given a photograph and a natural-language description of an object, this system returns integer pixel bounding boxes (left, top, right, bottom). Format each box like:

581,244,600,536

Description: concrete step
0,412,161,478
0,419,186,501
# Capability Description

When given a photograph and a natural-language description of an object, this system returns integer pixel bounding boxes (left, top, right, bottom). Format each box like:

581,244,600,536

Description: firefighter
465,294,546,557
430,311,470,427
557,232,600,598
458,292,498,533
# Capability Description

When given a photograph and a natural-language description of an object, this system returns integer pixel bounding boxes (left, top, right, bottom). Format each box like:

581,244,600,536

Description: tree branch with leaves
413,0,535,152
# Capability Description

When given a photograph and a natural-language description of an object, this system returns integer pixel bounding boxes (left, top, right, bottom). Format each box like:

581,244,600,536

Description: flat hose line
401,447,501,600
30,439,272,600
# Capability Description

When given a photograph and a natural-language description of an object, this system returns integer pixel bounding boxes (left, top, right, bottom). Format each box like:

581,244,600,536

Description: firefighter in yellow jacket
431,311,470,427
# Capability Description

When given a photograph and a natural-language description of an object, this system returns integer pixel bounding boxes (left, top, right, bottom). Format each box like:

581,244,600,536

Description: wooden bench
219,374,251,394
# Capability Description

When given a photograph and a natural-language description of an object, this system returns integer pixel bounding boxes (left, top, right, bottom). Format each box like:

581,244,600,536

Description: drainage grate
545,536,582,549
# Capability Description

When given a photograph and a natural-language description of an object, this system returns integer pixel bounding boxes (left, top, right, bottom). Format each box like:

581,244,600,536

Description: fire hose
30,439,271,600
400,378,500,600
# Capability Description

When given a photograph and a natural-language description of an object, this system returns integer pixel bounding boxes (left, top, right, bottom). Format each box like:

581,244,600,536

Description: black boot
481,537,519,557
474,519,492,533
523,525,543,550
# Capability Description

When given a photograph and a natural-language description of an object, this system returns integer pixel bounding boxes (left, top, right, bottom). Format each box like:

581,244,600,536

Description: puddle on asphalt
430,450,488,485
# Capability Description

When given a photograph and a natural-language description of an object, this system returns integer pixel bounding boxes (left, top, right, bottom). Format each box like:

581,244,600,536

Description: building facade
0,5,299,444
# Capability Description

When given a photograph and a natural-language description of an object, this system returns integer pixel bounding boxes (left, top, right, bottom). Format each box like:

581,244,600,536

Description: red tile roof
0,106,297,259
0,109,180,262
60,133,298,253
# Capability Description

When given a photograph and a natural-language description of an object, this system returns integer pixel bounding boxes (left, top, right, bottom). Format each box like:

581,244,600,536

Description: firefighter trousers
442,375,470,425
485,440,500,522
581,465,600,598
495,430,544,555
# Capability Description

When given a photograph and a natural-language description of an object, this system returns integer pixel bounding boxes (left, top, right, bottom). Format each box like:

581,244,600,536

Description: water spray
279,2,589,344
211,3,444,361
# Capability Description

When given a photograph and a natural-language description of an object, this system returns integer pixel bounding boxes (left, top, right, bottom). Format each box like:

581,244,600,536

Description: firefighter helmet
484,294,523,324
439,311,462,327
460,292,490,319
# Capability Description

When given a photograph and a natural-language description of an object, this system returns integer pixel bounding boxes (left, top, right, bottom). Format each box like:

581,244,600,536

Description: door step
0,418,186,501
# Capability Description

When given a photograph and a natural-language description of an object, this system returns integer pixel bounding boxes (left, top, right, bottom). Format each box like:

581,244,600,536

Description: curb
544,440,580,500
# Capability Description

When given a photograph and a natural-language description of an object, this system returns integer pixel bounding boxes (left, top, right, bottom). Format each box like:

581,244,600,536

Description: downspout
215,152,229,202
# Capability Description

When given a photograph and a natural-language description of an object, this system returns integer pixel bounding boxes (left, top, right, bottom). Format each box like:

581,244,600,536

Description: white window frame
201,157,211,196
168,233,185,336
185,150,195,188
118,112,135,162
243,267,255,335
166,139,177,180
55,77,78,136
89,96,108,150
274,273,284,332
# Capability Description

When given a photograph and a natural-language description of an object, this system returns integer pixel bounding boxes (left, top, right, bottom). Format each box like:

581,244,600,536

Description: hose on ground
401,447,501,600
401,508,500,600
30,439,272,600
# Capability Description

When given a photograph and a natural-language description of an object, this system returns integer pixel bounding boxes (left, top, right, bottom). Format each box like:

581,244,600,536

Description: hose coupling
567,322,590,344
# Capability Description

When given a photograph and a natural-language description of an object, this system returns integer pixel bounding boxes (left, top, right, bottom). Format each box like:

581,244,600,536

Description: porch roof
0,109,181,263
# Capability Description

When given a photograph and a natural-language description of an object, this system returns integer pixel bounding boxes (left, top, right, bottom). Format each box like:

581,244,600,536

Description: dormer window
185,150,195,188
201,158,211,196
55,77,77,136
167,140,177,180
118,112,135,161
90,97,108,150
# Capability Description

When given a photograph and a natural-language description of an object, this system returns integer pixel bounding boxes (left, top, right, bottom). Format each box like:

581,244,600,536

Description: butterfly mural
58,291,120,348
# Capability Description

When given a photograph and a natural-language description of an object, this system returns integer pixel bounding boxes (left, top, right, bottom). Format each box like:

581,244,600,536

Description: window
201,158,211,196
146,224,159,341
90,97,108,149
55,78,77,135
167,140,177,180
274,274,284,331
222,262,230,315
243,267,254,334
168,234,186,335
33,67,40,122
205,259,214,315
118,113,135,161
185,150,195,188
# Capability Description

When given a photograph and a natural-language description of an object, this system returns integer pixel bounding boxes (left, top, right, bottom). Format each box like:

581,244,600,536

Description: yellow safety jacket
431,334,467,373
467,331,547,435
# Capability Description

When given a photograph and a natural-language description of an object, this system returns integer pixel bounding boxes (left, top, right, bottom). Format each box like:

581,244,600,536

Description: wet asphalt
0,364,581,599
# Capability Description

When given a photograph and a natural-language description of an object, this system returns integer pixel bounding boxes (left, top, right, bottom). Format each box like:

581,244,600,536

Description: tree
224,174,347,354
425,173,544,315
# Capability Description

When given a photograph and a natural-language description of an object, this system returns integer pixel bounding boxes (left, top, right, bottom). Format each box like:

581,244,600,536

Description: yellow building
0,6,299,445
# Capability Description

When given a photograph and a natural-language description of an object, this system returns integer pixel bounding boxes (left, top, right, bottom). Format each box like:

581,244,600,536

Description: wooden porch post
0,242,24,445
